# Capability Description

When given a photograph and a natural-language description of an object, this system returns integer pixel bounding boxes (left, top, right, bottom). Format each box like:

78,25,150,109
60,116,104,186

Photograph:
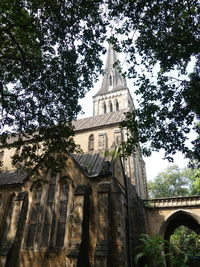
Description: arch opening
109,101,113,112
161,211,200,241
88,134,94,151
115,100,119,111
169,225,200,266
160,210,200,266
109,75,112,86
103,102,107,114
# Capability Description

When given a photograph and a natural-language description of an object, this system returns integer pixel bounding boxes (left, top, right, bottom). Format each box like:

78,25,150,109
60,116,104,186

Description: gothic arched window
0,193,15,246
115,100,119,111
26,183,42,248
25,176,69,249
103,102,107,114
109,101,113,112
41,180,56,247
88,134,94,151
55,181,69,247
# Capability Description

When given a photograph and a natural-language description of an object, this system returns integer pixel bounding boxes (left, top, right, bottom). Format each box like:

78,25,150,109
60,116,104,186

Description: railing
144,195,200,208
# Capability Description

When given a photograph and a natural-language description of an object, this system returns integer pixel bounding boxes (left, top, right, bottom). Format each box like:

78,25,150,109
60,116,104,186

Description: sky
78,77,189,182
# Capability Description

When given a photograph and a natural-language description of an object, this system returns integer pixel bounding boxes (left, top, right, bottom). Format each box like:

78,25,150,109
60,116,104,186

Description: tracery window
88,134,94,151
41,180,56,247
25,176,69,249
26,183,42,248
55,181,68,247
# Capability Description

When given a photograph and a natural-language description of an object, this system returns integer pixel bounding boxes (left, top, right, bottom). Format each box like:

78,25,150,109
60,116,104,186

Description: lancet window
109,101,113,112
41,180,56,247
0,193,15,246
55,180,69,247
88,134,94,151
25,183,42,248
103,102,107,114
109,75,112,86
115,99,119,111
25,176,69,249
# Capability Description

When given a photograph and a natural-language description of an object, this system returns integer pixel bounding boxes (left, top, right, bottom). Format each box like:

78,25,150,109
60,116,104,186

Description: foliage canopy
0,0,107,170
114,0,200,162
148,165,200,198
0,0,199,170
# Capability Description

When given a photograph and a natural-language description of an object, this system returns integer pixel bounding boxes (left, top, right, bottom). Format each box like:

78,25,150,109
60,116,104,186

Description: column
94,182,110,267
66,185,90,267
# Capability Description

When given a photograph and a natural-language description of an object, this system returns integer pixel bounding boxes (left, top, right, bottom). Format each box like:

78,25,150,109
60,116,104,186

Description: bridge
144,195,200,241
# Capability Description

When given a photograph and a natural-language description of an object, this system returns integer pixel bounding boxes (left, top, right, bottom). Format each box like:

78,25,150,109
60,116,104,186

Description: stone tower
93,43,134,116
74,44,147,199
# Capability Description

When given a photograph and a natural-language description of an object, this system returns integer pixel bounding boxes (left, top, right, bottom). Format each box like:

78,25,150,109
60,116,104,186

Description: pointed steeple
93,43,134,116
95,43,127,96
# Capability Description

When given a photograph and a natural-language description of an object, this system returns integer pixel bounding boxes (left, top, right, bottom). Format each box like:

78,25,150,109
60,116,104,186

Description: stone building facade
74,43,147,199
0,44,199,267
0,151,140,267
0,45,148,267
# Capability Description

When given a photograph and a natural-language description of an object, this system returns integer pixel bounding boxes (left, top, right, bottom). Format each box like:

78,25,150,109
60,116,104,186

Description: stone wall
0,155,135,267
144,196,200,238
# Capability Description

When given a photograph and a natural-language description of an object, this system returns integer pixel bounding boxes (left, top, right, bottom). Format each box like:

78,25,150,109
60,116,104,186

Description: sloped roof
72,150,111,177
0,150,112,186
74,109,129,132
0,171,27,186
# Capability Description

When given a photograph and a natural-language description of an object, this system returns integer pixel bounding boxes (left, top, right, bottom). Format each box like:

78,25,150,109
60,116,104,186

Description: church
0,44,200,267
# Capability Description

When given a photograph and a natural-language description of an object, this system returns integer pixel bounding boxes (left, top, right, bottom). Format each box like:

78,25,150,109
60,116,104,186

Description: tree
0,0,199,171
169,226,200,267
148,165,194,198
108,0,200,162
147,165,200,266
0,0,107,171
189,167,200,195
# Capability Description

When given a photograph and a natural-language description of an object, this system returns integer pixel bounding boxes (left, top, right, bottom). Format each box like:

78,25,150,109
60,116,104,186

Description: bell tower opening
115,99,119,111
103,102,107,114
109,75,112,86
109,101,113,112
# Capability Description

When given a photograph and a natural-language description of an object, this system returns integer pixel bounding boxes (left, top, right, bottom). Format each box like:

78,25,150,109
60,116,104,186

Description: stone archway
159,210,200,266
160,210,200,241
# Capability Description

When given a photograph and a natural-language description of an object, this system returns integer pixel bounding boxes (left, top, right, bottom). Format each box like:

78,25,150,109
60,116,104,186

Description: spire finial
94,41,127,97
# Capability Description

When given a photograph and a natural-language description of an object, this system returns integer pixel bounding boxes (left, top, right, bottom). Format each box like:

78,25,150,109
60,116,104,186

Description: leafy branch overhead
110,0,200,162
0,0,199,170
0,0,107,170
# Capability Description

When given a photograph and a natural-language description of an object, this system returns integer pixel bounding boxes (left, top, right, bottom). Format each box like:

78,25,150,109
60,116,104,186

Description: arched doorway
169,225,200,266
160,210,200,266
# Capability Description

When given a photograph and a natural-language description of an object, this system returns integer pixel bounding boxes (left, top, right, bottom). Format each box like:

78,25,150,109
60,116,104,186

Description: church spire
93,43,134,116
95,43,127,96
